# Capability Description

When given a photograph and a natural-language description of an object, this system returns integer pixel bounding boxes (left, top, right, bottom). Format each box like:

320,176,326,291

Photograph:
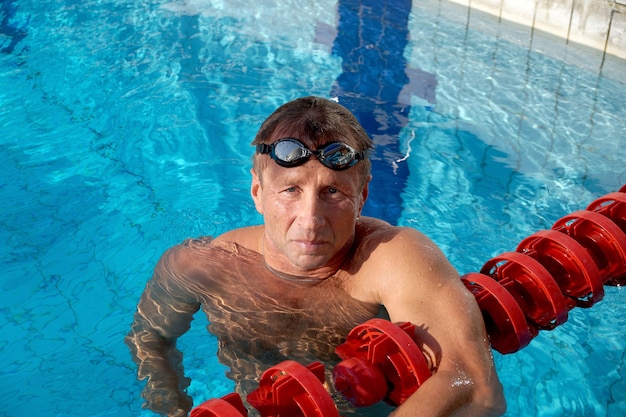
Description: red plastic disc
247,361,339,417
334,318,431,406
587,192,626,235
191,393,248,417
480,252,568,329
461,272,535,354
517,230,604,307
332,357,387,407
620,184,626,193
553,210,626,285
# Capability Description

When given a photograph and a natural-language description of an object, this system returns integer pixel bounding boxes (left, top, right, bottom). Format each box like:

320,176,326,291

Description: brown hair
252,96,373,184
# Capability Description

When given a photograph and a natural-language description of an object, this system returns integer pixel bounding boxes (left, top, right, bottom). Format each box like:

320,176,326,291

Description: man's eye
328,187,338,194
285,187,298,193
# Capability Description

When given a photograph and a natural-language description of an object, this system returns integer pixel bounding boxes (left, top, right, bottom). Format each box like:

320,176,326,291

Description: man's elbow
474,381,507,416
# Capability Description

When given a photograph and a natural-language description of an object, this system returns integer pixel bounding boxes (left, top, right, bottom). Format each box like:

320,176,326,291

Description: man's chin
288,254,331,273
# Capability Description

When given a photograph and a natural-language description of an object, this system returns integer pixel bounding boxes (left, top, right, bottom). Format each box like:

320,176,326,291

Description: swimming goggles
256,138,368,171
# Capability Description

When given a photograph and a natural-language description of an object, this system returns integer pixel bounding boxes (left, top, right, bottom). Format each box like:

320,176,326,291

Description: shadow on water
0,0,29,54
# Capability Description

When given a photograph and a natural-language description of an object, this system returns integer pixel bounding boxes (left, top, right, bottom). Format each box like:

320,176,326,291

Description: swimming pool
1,0,624,415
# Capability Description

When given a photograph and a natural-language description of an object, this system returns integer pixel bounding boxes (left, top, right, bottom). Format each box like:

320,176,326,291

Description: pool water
1,0,625,416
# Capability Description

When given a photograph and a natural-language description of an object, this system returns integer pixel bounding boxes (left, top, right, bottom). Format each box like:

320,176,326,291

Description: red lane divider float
247,361,340,417
553,210,626,286
191,185,626,415
481,251,568,328
464,185,626,354
517,229,604,307
461,272,535,354
333,318,431,407
586,191,626,254
191,393,248,417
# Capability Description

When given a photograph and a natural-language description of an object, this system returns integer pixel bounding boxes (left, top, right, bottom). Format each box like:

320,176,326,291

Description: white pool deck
449,0,626,60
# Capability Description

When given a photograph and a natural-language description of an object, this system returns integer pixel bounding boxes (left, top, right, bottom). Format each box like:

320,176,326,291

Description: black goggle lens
274,140,312,165
256,139,366,171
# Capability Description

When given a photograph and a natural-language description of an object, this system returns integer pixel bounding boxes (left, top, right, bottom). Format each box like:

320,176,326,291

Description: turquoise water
1,0,625,416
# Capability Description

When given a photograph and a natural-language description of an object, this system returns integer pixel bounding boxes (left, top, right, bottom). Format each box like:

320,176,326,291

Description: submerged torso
158,236,384,396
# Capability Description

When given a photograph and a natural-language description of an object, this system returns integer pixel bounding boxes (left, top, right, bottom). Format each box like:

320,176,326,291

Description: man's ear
250,168,263,215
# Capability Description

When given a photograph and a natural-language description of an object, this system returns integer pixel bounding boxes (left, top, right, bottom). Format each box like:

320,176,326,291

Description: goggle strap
256,144,272,155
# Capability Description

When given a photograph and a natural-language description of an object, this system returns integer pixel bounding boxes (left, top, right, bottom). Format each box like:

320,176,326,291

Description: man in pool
126,96,506,417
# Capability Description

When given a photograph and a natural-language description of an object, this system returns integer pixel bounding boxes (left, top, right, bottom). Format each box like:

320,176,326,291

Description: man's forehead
263,157,357,182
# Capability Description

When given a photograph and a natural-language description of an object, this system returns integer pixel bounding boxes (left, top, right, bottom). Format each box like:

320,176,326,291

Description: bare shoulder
213,225,264,252
354,217,458,284
156,230,260,281
350,217,466,318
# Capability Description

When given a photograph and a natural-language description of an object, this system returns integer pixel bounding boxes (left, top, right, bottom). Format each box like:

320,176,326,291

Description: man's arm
373,227,506,416
125,245,201,417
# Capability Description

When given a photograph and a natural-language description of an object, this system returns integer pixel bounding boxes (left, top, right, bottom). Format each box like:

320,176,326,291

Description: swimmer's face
251,154,369,275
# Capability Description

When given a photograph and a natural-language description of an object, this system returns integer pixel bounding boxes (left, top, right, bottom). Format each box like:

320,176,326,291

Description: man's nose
297,192,326,230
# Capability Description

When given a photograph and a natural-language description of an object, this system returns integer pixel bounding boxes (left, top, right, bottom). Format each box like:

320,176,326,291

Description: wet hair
252,96,373,185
